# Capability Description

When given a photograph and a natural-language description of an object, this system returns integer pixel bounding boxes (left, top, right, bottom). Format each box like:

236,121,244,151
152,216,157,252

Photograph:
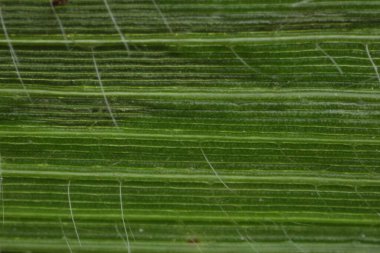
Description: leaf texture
0,0,380,252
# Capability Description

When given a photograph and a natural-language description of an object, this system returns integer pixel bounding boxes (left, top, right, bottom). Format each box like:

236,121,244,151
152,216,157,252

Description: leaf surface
0,0,380,252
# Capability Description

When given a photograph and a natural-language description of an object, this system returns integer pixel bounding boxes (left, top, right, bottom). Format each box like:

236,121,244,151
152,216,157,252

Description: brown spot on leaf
52,0,69,7
187,238,200,244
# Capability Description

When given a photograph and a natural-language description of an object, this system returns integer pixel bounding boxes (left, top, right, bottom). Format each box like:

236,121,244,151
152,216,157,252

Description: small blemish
52,0,69,7
187,238,200,244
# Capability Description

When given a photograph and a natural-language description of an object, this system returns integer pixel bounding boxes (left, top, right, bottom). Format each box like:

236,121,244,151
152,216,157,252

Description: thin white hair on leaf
291,0,312,7
316,43,344,75
119,180,135,244
49,0,70,50
279,224,306,253
230,47,259,73
200,148,233,192
0,7,32,102
59,218,73,253
115,224,131,253
91,49,119,128
314,184,333,214
151,0,173,33
67,180,82,246
352,145,375,175
277,142,297,164
102,0,130,54
218,205,260,253
177,218,204,253
365,44,380,86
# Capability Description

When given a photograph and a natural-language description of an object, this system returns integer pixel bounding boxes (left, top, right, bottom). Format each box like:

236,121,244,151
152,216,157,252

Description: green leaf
0,0,380,252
